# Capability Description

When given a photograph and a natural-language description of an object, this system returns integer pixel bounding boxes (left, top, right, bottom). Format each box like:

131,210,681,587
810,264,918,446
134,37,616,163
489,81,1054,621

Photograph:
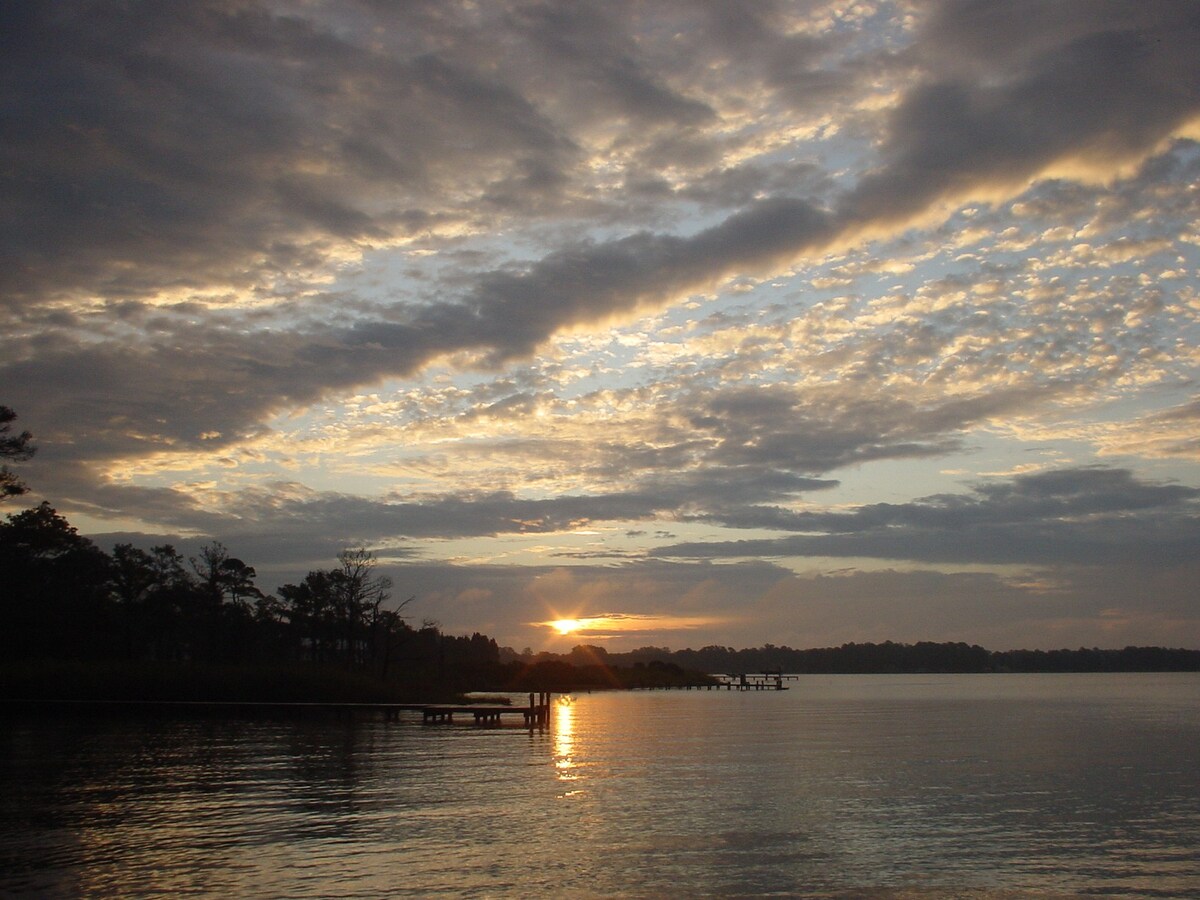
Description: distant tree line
552,641,1200,674
498,645,717,690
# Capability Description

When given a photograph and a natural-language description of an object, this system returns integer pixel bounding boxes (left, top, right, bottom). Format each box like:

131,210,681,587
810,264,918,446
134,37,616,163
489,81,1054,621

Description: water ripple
2,675,1199,897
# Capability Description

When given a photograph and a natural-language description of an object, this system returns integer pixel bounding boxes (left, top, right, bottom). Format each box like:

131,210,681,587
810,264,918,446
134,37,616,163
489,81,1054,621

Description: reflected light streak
553,697,579,793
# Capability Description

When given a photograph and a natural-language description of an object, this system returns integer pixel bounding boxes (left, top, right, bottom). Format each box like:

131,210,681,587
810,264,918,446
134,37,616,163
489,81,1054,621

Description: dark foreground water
2,674,1198,898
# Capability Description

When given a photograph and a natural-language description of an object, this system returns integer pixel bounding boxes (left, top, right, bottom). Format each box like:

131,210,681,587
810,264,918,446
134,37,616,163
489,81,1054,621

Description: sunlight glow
536,612,730,641
550,619,584,635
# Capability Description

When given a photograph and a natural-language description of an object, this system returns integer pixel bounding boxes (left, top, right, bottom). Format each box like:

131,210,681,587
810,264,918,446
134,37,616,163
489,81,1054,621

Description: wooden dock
404,692,553,726
2,693,555,728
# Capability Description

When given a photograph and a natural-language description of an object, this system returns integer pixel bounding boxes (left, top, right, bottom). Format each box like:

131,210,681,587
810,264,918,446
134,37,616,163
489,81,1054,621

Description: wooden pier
3,694,554,728
405,692,553,727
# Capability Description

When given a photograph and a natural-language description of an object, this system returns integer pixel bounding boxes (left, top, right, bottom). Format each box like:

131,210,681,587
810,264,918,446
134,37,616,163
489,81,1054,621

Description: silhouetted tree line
0,501,501,696
0,496,713,697
566,640,1200,674
495,645,717,690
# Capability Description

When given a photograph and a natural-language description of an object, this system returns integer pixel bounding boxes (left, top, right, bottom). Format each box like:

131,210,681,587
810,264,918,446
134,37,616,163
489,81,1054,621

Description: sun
550,618,584,636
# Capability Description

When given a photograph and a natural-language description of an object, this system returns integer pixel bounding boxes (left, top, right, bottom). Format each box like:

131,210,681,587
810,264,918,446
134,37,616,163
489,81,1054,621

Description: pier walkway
401,692,553,726
3,693,555,727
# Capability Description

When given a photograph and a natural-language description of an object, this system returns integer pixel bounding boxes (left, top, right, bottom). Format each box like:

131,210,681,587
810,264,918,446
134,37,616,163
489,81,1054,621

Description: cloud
0,1,584,305
1091,397,1200,461
7,1,1195,307
684,382,1052,474
5,195,836,477
6,1,1200,486
660,467,1200,567
508,2,717,127
380,196,836,363
843,1,1200,226
51,461,840,550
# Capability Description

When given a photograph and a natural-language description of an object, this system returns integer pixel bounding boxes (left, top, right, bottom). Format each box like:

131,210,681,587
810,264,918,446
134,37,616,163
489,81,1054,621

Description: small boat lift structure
714,671,798,691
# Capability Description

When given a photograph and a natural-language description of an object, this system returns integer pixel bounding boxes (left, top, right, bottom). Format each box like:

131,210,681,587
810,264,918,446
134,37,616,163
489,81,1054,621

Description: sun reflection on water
553,696,580,795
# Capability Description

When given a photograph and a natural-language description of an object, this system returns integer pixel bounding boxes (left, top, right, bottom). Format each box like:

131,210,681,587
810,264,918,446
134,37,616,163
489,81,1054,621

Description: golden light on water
553,697,578,795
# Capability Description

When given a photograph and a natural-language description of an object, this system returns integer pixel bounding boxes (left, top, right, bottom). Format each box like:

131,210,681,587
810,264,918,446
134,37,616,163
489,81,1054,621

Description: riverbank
0,660,443,705
0,658,717,706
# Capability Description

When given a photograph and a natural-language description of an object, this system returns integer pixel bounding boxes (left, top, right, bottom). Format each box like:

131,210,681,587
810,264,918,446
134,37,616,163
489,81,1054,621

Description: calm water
2,674,1199,898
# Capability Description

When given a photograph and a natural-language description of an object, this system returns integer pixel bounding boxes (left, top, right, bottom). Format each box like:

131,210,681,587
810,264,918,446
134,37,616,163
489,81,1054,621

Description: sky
4,0,1200,654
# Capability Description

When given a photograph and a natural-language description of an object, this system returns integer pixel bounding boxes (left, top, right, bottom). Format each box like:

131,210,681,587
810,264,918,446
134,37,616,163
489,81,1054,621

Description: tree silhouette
188,542,265,661
334,548,394,668
109,543,196,660
279,568,342,663
0,406,35,500
0,502,111,659
277,548,412,673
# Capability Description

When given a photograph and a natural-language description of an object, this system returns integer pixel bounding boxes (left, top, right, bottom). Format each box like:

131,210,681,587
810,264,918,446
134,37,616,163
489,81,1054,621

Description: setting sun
536,612,727,641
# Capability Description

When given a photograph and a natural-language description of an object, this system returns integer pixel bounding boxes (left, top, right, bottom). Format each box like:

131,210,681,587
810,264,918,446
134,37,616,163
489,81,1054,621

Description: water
2,674,1198,898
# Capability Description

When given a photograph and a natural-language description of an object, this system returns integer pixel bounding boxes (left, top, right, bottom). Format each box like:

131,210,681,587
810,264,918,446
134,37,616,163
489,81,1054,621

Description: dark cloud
685,383,1053,474
0,1,577,305
844,1,1200,225
509,2,716,126
661,467,1200,568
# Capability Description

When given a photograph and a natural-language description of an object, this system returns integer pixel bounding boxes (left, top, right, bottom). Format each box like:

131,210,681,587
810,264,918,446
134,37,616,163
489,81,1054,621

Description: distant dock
638,672,797,691
719,672,797,691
